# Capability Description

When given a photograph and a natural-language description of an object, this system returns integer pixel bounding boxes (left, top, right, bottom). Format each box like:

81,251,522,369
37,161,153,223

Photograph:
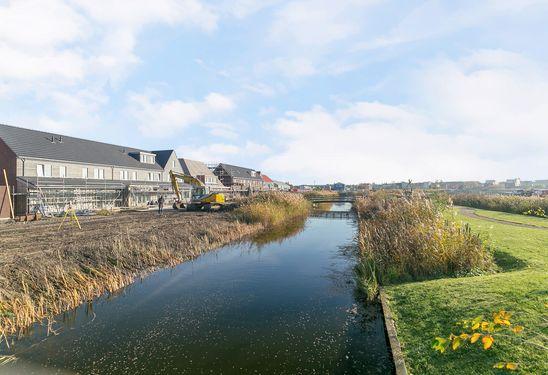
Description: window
59,166,67,178
172,160,176,168
37,164,52,177
154,173,160,181
148,172,153,181
82,168,88,179
94,168,104,179
140,154,146,163
132,171,137,180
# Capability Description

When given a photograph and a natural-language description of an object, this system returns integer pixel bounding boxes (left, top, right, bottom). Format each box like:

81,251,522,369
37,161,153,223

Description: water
1,203,393,374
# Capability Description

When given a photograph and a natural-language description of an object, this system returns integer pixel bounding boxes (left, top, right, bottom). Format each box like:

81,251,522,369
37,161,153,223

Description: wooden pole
2,169,15,219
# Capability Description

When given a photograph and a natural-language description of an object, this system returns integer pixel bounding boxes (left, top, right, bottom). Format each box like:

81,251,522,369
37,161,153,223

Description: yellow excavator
169,170,226,211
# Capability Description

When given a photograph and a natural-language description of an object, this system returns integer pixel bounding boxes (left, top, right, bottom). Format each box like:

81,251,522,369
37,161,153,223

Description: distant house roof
216,163,262,181
152,150,175,168
0,123,163,171
179,158,217,178
261,174,273,183
179,158,225,187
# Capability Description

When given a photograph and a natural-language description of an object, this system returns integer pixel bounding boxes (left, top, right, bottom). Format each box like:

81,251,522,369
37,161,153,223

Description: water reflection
1,205,392,374
250,218,307,247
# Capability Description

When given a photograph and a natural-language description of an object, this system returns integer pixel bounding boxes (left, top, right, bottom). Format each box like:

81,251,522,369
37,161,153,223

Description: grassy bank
382,209,548,373
234,191,311,227
452,193,548,218
462,207,548,228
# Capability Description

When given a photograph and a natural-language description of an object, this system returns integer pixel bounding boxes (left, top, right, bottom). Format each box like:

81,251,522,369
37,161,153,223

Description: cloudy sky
1,0,547,184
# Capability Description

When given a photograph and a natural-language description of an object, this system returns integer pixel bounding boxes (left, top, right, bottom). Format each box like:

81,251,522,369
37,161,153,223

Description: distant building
260,174,275,190
273,180,291,191
213,163,263,191
505,178,521,189
179,158,226,191
332,182,346,192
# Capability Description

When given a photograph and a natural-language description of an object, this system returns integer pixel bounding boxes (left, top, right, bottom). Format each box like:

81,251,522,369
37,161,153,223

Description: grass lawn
385,209,548,374
469,207,548,228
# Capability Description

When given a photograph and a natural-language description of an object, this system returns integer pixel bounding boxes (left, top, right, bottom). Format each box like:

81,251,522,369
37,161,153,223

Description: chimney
57,136,63,143
50,136,55,143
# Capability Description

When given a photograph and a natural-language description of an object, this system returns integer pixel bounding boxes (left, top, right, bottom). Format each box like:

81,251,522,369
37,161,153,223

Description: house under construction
0,123,190,216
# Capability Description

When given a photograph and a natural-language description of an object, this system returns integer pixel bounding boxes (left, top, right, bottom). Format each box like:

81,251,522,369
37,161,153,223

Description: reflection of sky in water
2,215,392,375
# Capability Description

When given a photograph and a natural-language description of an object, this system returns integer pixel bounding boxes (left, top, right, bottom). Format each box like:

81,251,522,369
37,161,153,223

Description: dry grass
355,191,495,295
233,191,311,227
302,190,339,199
0,211,261,340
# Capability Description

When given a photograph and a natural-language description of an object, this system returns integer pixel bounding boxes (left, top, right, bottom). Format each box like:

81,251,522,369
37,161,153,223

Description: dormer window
139,152,156,164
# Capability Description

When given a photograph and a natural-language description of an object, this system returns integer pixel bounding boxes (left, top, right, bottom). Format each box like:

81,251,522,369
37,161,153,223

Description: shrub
355,192,495,287
233,192,311,227
452,194,548,218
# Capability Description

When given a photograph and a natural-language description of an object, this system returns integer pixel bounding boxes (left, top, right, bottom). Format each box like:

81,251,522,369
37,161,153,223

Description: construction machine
169,170,226,211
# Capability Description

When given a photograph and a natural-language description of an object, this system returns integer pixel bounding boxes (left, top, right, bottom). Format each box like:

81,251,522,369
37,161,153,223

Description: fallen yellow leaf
470,333,481,343
482,335,494,350
512,325,524,334
506,363,518,370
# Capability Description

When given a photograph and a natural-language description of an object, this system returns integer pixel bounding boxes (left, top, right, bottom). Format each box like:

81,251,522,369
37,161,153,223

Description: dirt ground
0,209,262,336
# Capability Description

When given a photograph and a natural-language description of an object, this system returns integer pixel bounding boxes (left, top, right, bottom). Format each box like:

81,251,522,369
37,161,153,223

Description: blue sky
1,0,547,184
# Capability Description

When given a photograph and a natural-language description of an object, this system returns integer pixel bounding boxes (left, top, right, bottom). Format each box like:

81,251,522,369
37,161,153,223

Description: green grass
385,209,548,374
468,207,548,228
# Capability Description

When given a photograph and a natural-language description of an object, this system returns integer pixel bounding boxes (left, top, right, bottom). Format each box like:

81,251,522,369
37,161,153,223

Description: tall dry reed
355,191,495,297
233,191,311,227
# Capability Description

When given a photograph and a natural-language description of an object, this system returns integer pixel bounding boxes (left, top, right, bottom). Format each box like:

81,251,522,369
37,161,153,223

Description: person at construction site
158,195,165,215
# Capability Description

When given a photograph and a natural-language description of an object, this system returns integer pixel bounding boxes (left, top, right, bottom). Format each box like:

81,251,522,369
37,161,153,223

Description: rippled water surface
2,203,392,374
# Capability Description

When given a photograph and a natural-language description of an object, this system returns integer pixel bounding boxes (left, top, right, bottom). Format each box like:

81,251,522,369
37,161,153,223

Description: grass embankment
234,191,311,227
0,193,310,342
453,193,548,218
356,193,547,373
462,207,548,228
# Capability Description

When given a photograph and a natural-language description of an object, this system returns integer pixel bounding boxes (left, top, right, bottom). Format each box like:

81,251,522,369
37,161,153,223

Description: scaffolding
14,177,189,215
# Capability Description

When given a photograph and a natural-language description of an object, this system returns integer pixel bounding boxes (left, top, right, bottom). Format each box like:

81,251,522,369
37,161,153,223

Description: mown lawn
385,209,548,374
469,207,548,228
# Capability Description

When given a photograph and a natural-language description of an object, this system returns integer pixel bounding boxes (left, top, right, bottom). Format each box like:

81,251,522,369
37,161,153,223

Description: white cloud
269,0,377,46
177,140,270,164
262,51,548,183
128,91,235,137
204,122,239,140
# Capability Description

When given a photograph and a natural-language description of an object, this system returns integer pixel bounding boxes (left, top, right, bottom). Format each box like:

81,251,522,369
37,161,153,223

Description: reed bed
355,192,495,298
233,191,311,227
302,190,339,199
0,212,261,341
452,193,547,218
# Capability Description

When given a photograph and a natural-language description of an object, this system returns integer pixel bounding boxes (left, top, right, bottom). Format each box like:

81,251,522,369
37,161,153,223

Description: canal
1,203,393,374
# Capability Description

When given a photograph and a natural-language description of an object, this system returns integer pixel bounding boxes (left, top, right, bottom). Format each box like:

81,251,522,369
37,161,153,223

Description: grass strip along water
452,193,548,218
0,192,310,344
354,191,547,374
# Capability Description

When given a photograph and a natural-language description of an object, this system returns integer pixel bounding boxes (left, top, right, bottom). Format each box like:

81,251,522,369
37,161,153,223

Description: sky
1,0,547,184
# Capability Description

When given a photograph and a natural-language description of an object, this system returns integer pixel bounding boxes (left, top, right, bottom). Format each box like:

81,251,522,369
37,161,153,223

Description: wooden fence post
3,169,15,219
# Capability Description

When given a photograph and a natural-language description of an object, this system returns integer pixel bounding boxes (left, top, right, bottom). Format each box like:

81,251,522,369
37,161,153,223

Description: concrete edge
379,287,408,375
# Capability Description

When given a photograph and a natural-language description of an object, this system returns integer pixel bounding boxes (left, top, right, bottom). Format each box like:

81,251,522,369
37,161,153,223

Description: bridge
307,194,362,204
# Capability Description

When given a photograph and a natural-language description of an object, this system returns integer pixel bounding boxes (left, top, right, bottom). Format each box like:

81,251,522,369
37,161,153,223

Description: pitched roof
152,150,175,168
261,174,273,183
0,123,162,170
179,158,218,178
216,163,262,181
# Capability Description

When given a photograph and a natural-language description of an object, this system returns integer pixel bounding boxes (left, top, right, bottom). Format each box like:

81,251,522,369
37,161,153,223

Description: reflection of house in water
0,123,189,216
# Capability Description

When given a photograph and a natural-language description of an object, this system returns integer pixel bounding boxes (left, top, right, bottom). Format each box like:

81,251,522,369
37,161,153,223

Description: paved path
457,206,548,230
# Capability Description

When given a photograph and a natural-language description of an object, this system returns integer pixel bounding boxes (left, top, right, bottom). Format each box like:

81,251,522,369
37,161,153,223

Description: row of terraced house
0,123,291,218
